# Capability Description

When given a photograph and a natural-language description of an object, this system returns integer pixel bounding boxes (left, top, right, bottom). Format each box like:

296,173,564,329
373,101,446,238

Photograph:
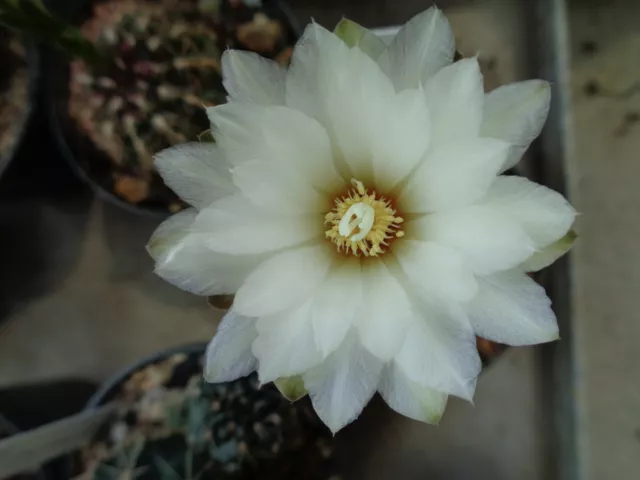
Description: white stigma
338,202,375,242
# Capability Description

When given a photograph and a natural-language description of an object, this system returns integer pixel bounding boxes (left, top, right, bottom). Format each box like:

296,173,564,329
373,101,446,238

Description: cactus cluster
77,353,340,480
68,0,293,211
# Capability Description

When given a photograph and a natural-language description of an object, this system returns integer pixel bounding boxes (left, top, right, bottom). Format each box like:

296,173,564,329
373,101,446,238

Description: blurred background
0,0,637,479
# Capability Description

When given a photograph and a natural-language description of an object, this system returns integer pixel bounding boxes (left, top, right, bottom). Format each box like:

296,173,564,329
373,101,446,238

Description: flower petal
195,195,323,255
311,259,362,358
233,160,326,215
408,206,536,275
155,143,235,209
148,209,260,295
465,270,559,345
274,376,307,401
520,229,577,272
303,331,383,433
222,50,286,105
400,138,510,213
377,7,454,91
234,245,333,317
378,362,448,424
370,88,431,191
208,103,343,192
356,260,412,361
424,57,485,147
395,306,481,400
253,299,322,382
205,311,257,383
333,18,386,59
287,23,427,182
394,240,478,303
481,80,551,172
481,176,576,248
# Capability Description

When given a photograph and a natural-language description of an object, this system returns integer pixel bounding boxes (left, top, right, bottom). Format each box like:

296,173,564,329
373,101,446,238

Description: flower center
325,179,404,257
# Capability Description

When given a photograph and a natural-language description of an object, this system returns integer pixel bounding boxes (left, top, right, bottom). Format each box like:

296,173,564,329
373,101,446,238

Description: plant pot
0,31,40,182
71,342,339,479
46,0,301,217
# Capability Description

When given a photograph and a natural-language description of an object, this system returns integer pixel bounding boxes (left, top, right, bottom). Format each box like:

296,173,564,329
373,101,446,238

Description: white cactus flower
148,7,576,433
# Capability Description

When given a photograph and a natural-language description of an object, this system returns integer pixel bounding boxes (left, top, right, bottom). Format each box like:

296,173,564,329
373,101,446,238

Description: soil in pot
75,349,340,479
0,28,29,177
62,0,297,213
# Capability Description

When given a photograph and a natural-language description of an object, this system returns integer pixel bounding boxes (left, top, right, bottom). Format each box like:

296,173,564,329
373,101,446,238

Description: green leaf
333,18,386,59
210,440,238,463
274,376,307,402
521,229,577,272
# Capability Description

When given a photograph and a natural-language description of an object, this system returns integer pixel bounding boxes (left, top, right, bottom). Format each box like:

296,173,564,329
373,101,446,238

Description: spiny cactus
78,354,340,480
68,0,293,211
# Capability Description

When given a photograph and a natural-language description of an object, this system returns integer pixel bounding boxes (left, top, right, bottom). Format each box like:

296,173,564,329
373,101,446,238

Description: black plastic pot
0,37,41,182
46,0,302,218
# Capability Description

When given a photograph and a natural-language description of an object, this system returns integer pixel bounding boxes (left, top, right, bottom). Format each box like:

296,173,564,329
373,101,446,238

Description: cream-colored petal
400,138,509,213
394,240,478,303
222,50,286,105
194,195,323,255
253,299,322,383
520,229,577,272
356,260,411,361
155,143,236,209
148,209,261,295
481,80,551,172
408,206,536,275
303,331,383,433
204,311,257,383
395,306,481,400
378,362,448,424
310,259,362,358
481,176,576,249
424,57,484,147
377,7,454,91
466,270,559,345
234,244,333,317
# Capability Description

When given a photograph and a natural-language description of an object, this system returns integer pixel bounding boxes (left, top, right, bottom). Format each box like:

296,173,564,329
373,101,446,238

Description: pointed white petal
222,50,286,105
394,240,478,302
205,311,257,383
481,80,551,171
253,299,322,382
424,57,484,147
287,23,428,182
408,206,536,275
234,245,333,317
378,362,448,424
194,196,323,255
333,18,386,59
466,270,559,345
311,260,362,358
155,143,235,209
148,209,260,295
520,229,577,272
482,176,576,248
377,7,454,91
208,103,343,191
286,23,349,128
401,138,509,213
395,306,481,400
356,261,411,361
370,88,431,191
303,332,383,433
233,160,326,215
